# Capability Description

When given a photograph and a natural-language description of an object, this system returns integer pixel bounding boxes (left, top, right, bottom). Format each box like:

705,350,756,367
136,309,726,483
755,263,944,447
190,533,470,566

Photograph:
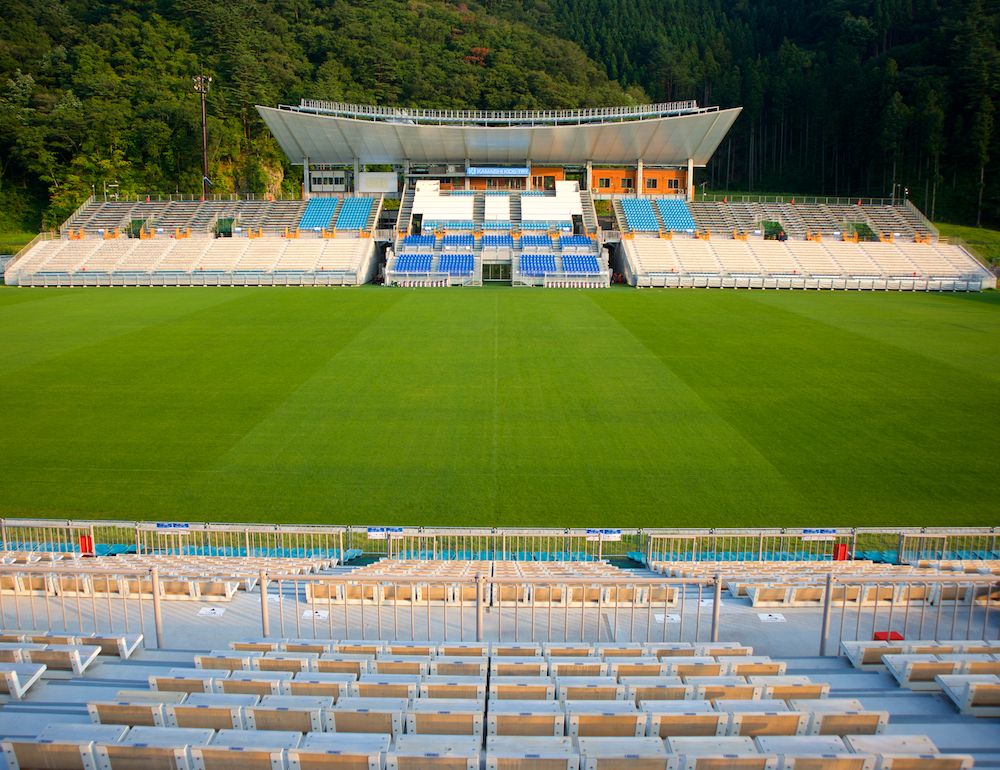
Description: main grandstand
4,98,995,289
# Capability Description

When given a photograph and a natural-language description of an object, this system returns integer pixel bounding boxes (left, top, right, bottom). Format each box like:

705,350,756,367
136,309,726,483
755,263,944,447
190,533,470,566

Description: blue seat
395,254,432,272
441,234,474,249
562,255,600,274
402,234,436,248
654,198,696,231
334,198,374,230
621,199,660,232
483,234,514,248
438,254,474,276
519,254,557,276
521,234,553,249
299,198,340,230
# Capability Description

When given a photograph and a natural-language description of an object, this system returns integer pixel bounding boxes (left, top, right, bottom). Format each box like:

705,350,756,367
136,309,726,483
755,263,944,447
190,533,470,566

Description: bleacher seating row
6,237,376,285
688,200,936,240
333,197,374,230
841,639,1000,717
624,237,988,284
519,254,558,277
0,553,335,600
297,198,339,230
0,630,989,770
7,726,968,770
654,559,1000,608
65,199,309,235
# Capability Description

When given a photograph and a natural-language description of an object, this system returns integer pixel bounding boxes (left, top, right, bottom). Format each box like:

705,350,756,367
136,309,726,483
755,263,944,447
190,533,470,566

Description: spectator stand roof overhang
257,100,742,168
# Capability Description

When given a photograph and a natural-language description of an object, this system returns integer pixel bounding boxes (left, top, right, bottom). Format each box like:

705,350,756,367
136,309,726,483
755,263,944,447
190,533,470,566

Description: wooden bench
167,692,258,729
2,723,128,770
406,698,485,735
25,644,100,676
486,699,565,736
190,729,302,770
286,732,391,770
643,699,726,738
386,734,480,770
936,674,1000,717
485,735,577,770
326,696,406,735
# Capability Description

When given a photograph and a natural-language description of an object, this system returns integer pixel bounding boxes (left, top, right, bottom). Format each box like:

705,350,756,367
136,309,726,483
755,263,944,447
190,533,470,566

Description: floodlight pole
194,74,212,200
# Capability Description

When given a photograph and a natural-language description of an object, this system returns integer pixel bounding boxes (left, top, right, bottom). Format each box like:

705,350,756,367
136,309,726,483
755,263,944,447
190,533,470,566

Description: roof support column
526,160,531,191
636,158,644,196
687,158,694,202
465,158,471,191
302,158,310,200
353,158,360,192
585,161,593,192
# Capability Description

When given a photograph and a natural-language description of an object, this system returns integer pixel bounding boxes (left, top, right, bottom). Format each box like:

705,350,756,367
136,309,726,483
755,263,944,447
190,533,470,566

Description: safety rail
3,232,56,277
287,100,709,126
0,564,996,652
699,193,902,206
819,573,1000,656
1,519,997,563
59,194,96,233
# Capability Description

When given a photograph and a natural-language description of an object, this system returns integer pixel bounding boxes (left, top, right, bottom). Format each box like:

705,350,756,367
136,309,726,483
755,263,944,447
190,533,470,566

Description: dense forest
0,0,997,231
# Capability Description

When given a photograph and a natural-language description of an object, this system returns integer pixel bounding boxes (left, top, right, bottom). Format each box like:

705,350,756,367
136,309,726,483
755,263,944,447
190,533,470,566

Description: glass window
646,178,657,189
598,178,611,188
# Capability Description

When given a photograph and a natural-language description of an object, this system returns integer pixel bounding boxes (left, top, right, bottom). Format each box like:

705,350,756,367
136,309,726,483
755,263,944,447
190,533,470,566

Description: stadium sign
586,528,622,542
465,166,530,177
155,522,191,529
801,528,838,541
368,526,404,540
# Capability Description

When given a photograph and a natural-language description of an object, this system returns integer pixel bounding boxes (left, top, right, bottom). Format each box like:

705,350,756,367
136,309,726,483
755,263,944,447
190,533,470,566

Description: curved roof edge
257,103,742,167
287,99,714,126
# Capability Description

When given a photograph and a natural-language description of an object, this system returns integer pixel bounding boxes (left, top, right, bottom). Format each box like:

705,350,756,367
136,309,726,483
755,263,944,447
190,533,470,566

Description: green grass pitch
0,286,997,528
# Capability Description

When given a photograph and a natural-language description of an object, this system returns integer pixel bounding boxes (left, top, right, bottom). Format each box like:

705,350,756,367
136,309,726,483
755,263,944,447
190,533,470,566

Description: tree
971,95,994,227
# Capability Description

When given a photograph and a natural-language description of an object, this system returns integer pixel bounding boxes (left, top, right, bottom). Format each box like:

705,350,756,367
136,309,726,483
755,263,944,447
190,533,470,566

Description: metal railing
0,564,160,647
3,232,56,278
699,193,901,206
819,573,1000,656
290,100,708,126
2,519,998,562
0,563,996,652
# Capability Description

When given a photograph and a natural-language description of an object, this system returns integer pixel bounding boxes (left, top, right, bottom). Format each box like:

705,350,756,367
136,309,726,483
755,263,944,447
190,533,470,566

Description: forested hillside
0,0,997,231
0,0,640,230
503,0,1000,225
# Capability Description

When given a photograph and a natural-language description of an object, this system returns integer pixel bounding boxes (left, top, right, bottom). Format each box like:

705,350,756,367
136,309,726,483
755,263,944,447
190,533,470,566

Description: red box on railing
872,631,904,641
833,544,849,561
78,535,94,556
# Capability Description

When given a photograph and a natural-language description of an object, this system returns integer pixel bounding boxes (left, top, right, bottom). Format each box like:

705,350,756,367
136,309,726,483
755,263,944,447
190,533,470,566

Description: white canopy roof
257,101,741,167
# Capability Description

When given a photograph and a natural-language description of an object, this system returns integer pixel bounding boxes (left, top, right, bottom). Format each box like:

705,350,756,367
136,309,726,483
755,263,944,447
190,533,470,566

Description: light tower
193,74,212,200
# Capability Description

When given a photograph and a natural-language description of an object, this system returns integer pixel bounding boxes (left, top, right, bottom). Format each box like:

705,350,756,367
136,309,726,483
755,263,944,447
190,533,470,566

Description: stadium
1,85,999,770
5,98,995,290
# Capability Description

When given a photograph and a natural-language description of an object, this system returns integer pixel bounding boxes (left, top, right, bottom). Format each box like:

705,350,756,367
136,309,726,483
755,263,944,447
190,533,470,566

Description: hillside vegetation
0,0,997,230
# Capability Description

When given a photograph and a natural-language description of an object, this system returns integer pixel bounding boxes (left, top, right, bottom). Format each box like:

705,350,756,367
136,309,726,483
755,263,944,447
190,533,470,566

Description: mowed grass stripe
593,290,999,525
0,288,254,375
0,289,403,518
0,286,995,526
745,291,1000,383
169,290,802,525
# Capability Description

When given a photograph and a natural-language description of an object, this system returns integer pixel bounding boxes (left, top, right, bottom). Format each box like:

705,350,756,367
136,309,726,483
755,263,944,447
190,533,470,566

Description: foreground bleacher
0,633,994,770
